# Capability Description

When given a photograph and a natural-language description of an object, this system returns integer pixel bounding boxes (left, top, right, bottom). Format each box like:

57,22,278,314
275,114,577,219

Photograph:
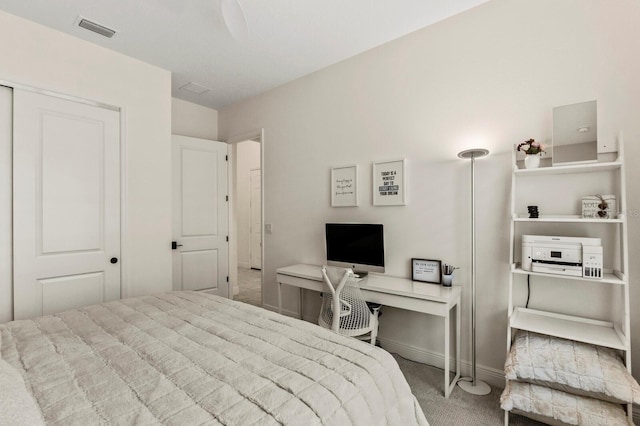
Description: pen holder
442,274,453,287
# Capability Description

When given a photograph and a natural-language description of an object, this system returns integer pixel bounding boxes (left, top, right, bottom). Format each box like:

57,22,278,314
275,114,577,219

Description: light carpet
392,354,544,426
234,267,262,307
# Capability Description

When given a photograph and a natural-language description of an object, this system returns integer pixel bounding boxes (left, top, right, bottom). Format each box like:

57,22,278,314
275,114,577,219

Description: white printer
521,235,603,279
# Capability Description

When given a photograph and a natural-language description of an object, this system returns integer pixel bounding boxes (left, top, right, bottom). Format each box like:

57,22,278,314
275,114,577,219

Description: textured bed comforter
0,291,428,425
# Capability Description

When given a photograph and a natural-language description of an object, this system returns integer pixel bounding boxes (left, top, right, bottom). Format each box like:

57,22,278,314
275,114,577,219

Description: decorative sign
373,159,406,206
411,258,442,284
581,195,616,219
331,165,358,207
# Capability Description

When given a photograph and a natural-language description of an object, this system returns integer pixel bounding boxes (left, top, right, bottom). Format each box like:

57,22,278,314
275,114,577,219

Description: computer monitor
325,223,385,275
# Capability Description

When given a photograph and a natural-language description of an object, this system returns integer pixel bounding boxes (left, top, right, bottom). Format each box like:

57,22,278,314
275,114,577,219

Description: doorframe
0,85,12,323
249,167,262,270
0,79,128,307
226,129,264,305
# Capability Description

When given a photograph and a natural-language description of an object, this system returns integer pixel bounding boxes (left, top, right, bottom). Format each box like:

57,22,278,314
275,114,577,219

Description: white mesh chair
318,266,380,345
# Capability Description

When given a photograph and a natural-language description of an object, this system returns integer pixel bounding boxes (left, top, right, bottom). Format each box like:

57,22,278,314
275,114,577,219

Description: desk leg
444,300,462,399
278,282,282,315
456,300,461,387
445,309,450,398
299,289,304,320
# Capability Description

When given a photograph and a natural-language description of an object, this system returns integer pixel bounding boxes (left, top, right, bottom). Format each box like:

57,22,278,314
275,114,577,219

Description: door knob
110,257,118,264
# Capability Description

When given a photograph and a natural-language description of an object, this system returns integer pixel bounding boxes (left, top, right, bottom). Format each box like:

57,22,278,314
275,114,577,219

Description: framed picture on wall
373,158,406,206
411,258,441,284
331,164,358,207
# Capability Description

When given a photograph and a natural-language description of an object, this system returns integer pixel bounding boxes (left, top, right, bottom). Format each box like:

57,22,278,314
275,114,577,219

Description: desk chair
318,266,381,345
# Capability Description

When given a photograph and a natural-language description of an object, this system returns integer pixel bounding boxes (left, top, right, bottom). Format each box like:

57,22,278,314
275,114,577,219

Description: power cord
525,274,531,308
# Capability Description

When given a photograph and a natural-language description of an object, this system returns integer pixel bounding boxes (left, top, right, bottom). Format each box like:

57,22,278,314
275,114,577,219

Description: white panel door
13,89,120,320
172,135,229,296
250,169,262,270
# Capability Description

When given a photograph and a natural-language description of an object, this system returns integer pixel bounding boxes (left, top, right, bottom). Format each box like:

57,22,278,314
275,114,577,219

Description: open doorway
229,135,262,307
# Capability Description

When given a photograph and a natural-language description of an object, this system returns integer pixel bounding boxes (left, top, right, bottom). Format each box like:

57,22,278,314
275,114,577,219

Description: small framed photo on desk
411,258,441,284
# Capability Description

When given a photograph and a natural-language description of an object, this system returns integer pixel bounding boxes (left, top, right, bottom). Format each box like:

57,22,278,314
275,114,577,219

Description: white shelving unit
510,307,627,350
511,266,626,285
505,143,632,424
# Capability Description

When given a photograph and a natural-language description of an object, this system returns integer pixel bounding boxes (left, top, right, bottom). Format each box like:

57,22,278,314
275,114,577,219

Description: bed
0,291,428,425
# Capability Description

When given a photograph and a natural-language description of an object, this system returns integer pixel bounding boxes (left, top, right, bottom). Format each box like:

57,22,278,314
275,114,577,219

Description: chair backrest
320,266,371,333
321,266,352,296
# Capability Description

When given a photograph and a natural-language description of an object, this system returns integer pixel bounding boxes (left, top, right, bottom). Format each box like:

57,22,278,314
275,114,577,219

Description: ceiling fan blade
219,0,248,41
156,0,187,15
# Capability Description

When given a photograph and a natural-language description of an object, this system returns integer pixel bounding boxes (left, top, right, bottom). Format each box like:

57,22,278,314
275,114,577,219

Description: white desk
276,263,461,398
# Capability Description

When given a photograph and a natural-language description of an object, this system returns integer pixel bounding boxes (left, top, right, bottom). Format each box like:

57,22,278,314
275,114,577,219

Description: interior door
172,135,229,296
13,89,121,320
250,168,262,270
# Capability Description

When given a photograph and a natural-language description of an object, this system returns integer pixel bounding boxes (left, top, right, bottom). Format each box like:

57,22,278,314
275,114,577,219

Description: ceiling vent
77,17,117,38
179,82,211,95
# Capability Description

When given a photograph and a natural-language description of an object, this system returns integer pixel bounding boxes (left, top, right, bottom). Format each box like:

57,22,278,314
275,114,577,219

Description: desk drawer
361,290,448,317
277,273,323,292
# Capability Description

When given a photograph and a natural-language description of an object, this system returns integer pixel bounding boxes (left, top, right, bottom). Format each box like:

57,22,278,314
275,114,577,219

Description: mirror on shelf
552,100,597,165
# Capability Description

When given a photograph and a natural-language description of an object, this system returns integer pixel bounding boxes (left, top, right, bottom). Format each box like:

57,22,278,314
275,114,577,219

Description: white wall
0,10,173,307
220,0,640,382
236,141,261,268
172,97,218,140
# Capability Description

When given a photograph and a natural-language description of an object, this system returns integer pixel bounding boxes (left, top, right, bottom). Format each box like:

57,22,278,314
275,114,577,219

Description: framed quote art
373,158,406,206
331,165,358,207
411,258,441,284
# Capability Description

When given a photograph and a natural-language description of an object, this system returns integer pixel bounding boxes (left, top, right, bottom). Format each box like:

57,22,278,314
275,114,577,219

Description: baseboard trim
263,302,299,319
376,337,506,389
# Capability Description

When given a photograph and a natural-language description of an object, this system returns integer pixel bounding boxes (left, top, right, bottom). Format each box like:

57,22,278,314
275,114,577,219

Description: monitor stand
354,271,369,278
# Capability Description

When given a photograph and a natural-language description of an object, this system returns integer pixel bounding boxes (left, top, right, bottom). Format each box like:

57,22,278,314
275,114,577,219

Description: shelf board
511,266,626,285
510,307,628,350
513,214,623,223
514,161,622,176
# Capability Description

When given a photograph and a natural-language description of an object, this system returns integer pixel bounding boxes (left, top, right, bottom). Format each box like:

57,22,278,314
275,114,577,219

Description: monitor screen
325,223,385,273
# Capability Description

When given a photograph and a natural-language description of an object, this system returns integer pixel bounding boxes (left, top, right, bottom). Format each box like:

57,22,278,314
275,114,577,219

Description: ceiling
0,0,489,109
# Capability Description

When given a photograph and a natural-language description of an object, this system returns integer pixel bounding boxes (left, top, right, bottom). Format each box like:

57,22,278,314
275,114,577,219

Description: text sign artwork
331,165,358,207
411,258,442,284
415,260,437,276
373,159,406,206
336,175,354,197
379,170,399,196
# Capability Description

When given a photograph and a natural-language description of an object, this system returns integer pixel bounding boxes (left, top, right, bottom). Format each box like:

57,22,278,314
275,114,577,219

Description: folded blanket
505,331,640,404
501,380,630,426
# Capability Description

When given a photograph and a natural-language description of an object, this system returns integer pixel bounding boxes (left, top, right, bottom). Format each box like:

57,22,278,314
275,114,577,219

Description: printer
521,235,603,279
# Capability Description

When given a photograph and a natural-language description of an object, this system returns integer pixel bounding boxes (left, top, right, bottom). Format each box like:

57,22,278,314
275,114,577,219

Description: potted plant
517,139,546,169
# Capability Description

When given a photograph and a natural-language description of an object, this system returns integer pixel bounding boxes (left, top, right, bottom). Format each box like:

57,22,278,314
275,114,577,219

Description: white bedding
0,291,428,426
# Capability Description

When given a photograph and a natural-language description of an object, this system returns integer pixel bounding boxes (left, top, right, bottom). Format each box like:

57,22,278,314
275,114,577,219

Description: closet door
13,89,120,320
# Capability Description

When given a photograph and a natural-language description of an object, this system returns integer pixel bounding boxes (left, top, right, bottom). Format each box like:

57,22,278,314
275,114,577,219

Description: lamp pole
457,148,491,396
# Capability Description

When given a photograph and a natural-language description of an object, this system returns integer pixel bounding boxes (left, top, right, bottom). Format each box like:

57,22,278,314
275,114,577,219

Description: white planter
524,154,540,169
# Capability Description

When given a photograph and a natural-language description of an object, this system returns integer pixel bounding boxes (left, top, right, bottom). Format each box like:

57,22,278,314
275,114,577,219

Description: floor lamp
457,148,491,396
